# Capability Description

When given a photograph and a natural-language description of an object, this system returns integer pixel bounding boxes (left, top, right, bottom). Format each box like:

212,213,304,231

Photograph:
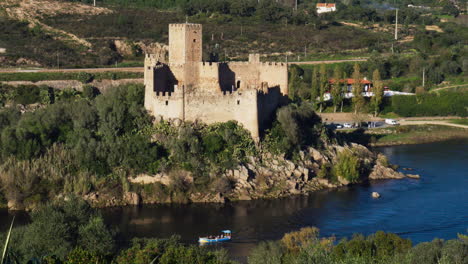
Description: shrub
281,227,320,252
76,72,93,84
65,247,102,264
248,241,284,264
333,150,360,183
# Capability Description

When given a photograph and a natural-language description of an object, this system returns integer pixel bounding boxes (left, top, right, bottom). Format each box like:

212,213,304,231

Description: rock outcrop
369,164,405,180
119,142,405,205
4,141,408,210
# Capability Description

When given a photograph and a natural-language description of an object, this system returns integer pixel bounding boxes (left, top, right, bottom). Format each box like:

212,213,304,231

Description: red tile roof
316,3,336,8
329,78,372,85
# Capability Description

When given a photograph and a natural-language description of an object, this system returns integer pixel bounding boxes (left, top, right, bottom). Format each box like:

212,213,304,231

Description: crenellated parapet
144,23,289,139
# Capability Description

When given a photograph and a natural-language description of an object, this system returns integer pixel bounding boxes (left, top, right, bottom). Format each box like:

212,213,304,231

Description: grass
378,112,400,119
448,119,468,126
0,71,143,82
368,125,468,146
337,124,468,147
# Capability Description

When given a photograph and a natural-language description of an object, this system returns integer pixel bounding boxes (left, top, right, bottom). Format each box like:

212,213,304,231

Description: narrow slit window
237,100,240,105
165,101,169,106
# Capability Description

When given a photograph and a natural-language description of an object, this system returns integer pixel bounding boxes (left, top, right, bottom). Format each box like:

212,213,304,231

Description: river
1,139,467,260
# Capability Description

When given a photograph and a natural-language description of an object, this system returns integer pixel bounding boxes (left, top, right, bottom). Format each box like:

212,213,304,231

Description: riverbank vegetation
1,198,467,264
0,82,339,209
248,226,468,264
338,125,468,147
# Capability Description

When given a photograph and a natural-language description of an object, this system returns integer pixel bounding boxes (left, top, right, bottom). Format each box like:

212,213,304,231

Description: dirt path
430,84,468,92
399,120,468,129
0,59,369,73
0,67,143,73
289,59,367,65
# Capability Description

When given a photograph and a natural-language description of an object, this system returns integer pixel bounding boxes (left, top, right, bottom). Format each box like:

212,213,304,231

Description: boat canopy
221,230,231,234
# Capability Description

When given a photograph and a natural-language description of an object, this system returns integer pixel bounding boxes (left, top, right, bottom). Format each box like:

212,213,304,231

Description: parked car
343,123,353,128
335,124,343,129
385,119,399,125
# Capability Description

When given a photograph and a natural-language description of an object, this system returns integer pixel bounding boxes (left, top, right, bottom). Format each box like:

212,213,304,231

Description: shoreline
369,134,468,147
341,124,468,148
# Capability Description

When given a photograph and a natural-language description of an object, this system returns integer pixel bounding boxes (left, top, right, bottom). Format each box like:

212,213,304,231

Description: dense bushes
3,198,115,263
264,103,333,157
248,227,467,264
0,83,261,206
390,91,468,117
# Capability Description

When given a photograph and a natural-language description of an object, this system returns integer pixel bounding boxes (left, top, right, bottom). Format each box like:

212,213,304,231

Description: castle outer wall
144,23,288,139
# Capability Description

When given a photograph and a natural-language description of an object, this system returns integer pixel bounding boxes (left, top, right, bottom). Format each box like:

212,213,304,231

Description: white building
316,3,337,14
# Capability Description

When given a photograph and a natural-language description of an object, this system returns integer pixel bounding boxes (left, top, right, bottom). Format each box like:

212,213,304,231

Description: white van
385,119,399,125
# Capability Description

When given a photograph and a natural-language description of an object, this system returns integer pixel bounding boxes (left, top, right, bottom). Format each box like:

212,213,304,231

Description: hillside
0,0,409,68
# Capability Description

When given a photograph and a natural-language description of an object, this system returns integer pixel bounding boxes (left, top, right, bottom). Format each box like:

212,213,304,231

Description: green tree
319,64,328,112
10,198,115,262
371,69,384,117
331,65,343,113
288,67,301,101
310,66,319,105
351,63,364,114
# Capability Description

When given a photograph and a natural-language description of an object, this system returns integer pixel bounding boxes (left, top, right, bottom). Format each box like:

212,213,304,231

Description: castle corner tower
169,23,202,64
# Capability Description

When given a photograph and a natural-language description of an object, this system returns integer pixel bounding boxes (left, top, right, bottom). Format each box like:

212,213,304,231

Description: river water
1,139,467,259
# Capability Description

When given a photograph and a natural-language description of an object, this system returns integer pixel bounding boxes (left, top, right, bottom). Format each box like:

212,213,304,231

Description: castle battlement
144,23,288,139
169,23,201,29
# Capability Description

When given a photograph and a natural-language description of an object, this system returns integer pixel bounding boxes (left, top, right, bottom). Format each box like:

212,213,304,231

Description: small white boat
198,230,232,243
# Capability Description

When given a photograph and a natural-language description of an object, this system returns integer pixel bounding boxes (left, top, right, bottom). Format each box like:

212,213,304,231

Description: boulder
129,173,171,185
123,192,140,205
7,200,24,211
284,160,296,172
212,193,226,203
372,192,381,198
337,176,350,185
114,40,134,56
233,166,249,181
309,148,326,163
369,164,405,180
406,174,421,179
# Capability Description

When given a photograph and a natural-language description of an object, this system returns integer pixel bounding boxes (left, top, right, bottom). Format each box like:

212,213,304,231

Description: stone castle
144,23,288,138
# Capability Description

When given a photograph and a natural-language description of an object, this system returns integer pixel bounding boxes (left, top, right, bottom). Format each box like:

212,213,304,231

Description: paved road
0,59,368,73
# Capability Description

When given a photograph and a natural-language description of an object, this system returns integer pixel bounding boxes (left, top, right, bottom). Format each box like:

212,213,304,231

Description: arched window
236,80,241,89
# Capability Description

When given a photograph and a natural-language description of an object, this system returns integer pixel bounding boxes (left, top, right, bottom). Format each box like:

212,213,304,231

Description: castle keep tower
144,23,289,139
169,23,202,64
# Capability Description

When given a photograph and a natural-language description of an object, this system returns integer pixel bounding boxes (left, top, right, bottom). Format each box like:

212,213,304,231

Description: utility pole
422,67,425,87
394,8,398,40
304,45,307,58
57,51,60,69
93,0,96,7
295,0,298,11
